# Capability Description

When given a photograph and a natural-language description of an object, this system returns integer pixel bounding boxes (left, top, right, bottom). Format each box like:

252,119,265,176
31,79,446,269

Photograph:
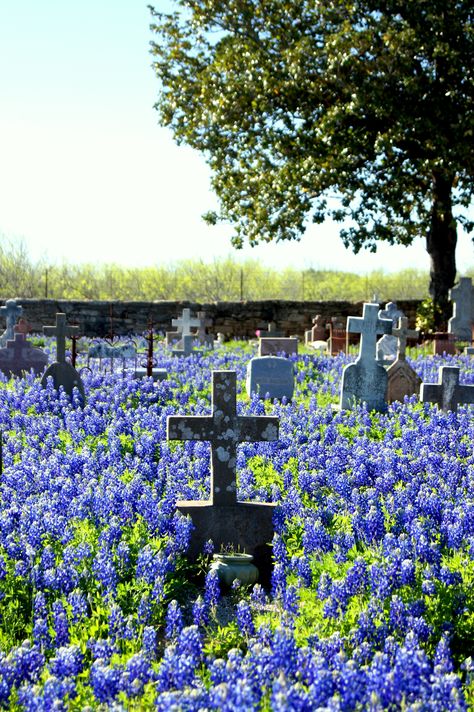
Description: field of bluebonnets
0,338,473,710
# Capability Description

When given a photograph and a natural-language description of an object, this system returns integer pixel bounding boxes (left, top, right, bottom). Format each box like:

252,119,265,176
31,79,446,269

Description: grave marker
327,318,347,355
258,337,298,357
376,302,405,364
0,300,22,346
386,317,421,403
433,332,456,356
167,371,279,559
449,277,474,342
196,311,214,348
246,356,294,400
340,303,392,411
0,334,48,378
171,334,201,358
41,313,85,401
420,366,474,411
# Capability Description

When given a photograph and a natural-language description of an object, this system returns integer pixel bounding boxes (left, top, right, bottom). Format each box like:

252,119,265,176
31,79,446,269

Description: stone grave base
134,367,167,381
177,501,275,583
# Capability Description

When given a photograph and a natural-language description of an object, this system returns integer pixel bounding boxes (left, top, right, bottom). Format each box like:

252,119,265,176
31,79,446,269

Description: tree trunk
426,171,457,330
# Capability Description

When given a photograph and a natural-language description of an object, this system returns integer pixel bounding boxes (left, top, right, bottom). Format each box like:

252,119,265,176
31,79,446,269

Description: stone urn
210,553,259,586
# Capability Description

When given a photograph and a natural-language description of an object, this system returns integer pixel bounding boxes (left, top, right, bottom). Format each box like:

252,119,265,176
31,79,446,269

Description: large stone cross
172,308,200,336
392,317,419,360
43,313,79,364
196,311,213,340
0,300,22,340
449,277,473,342
348,303,392,363
420,366,474,411
167,370,279,506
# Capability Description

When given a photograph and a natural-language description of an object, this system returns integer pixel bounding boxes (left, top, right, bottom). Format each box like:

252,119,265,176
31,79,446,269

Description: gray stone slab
258,337,298,357
171,334,201,357
0,300,22,347
41,361,85,402
340,303,392,411
449,277,473,341
420,366,474,411
0,334,48,378
246,356,294,400
88,342,136,360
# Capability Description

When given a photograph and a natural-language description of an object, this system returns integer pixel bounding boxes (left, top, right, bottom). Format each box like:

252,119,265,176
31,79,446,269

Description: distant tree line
1,237,472,303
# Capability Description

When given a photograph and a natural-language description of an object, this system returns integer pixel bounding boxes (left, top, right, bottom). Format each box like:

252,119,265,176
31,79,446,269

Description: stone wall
9,298,423,338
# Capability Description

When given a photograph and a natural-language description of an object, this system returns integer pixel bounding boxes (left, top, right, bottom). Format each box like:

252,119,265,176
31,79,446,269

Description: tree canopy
150,1,474,324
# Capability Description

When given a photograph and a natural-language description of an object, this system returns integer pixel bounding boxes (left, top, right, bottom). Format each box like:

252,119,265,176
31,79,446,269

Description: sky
0,0,472,275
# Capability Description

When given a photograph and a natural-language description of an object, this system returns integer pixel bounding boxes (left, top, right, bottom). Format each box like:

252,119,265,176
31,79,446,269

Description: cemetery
0,296,471,708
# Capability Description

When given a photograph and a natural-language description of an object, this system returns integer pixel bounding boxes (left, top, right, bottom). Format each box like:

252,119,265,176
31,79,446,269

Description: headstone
0,300,22,346
386,317,421,403
171,334,201,358
340,303,392,411
420,366,474,411
449,277,474,341
376,302,405,364
216,332,225,345
257,322,283,338
41,314,85,400
196,311,214,348
433,332,456,356
246,356,294,400
0,334,48,378
258,337,298,357
14,318,31,335
135,326,167,381
327,318,347,355
88,342,136,361
305,314,326,344
167,370,279,559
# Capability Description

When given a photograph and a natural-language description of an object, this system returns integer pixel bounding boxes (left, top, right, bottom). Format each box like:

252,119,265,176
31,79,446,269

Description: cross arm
167,415,213,442
237,416,279,443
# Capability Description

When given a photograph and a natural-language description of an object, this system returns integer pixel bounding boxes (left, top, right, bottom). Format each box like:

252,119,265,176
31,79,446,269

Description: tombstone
433,332,456,356
305,314,326,345
171,334,201,358
376,302,405,364
196,311,214,348
41,313,85,401
14,318,31,336
420,366,474,411
0,300,22,347
167,370,279,561
340,303,392,411
134,325,167,382
258,321,284,338
0,334,48,378
386,317,421,403
258,337,298,357
449,277,474,342
246,356,294,400
327,318,347,355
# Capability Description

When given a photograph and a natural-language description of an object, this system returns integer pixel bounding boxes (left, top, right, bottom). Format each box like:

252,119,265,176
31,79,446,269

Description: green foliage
416,298,444,333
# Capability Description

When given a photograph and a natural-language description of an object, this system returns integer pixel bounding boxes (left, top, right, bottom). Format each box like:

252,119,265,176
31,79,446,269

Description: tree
150,1,474,326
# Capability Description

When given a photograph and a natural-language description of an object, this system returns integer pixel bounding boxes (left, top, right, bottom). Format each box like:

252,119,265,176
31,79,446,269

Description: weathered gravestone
257,322,284,338
258,337,298,357
171,333,202,358
246,356,294,401
167,370,279,562
0,334,48,378
88,342,136,362
449,277,474,342
305,314,326,345
14,318,31,336
41,313,85,401
386,317,421,403
196,311,214,348
0,300,22,347
340,303,392,411
377,302,405,364
420,366,474,411
327,318,347,355
166,308,201,348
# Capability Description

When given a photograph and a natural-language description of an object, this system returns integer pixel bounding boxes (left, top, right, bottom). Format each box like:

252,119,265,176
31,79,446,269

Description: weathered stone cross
392,317,419,360
167,370,279,506
172,308,200,337
196,311,213,341
420,366,474,411
348,303,392,362
449,277,473,342
43,313,79,364
0,300,22,340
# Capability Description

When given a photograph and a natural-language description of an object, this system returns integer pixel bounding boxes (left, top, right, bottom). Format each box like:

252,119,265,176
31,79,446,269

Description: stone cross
392,317,419,360
167,370,279,506
172,308,200,336
348,303,392,362
43,313,79,364
420,366,474,411
171,333,196,357
6,333,29,360
449,277,473,342
0,300,22,341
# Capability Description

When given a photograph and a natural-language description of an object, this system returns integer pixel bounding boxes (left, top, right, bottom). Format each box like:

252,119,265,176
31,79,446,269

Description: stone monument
41,313,85,401
246,356,294,400
0,334,48,378
448,277,474,342
0,300,22,347
376,302,405,364
386,317,421,403
420,366,474,411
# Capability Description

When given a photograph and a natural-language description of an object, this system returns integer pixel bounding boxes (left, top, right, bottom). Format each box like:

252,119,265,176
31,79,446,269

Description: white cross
172,308,201,336
348,303,392,363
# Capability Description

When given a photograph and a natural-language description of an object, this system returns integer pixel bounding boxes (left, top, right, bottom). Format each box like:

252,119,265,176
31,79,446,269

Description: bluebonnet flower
236,600,255,637
165,600,183,640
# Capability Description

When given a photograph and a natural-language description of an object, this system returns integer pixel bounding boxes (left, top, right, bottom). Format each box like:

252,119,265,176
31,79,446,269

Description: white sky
0,0,472,274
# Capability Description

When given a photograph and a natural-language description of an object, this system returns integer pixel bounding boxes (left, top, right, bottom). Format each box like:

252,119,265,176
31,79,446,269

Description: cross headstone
42,314,84,401
167,371,279,562
196,311,214,348
43,313,79,364
0,300,22,346
340,303,392,411
386,318,421,403
172,308,201,337
376,302,405,364
171,333,201,357
420,366,474,411
0,333,48,378
449,277,474,342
